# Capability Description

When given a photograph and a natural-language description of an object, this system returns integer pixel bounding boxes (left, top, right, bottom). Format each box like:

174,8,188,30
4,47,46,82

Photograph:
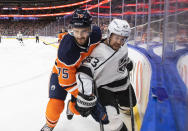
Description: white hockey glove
75,92,97,117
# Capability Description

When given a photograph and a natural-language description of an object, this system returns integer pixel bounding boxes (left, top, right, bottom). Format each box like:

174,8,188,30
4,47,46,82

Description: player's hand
75,92,97,117
91,101,109,124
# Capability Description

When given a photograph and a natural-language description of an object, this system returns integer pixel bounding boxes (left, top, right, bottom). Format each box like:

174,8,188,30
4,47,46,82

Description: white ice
0,39,100,131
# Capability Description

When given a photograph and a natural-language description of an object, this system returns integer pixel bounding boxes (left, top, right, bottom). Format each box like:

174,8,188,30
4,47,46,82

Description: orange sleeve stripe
58,32,68,40
52,66,58,74
60,82,77,89
46,116,58,125
46,120,57,128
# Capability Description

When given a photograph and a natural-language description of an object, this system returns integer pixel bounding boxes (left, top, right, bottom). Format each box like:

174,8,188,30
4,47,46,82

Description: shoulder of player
81,43,108,68
90,42,110,58
90,26,102,44
59,33,73,47
59,32,66,36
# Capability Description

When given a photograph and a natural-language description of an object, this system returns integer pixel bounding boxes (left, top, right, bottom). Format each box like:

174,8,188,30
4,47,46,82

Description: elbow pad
76,72,94,96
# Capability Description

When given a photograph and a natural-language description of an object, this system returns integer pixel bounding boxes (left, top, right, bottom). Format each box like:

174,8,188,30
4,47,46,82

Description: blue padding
151,87,168,102
128,43,188,131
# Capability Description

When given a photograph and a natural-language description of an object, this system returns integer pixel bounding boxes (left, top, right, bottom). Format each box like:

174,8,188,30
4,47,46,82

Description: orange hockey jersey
52,26,101,97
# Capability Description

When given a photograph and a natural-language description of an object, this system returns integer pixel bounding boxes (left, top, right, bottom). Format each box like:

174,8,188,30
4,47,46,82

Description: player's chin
113,46,120,51
78,40,87,45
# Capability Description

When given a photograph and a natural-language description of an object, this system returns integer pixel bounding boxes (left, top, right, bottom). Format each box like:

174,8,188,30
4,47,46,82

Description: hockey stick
94,81,104,131
128,73,135,131
42,41,58,45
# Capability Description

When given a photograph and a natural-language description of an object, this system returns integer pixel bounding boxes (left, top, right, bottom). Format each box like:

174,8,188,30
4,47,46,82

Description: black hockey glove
75,92,97,117
91,100,109,124
126,58,133,72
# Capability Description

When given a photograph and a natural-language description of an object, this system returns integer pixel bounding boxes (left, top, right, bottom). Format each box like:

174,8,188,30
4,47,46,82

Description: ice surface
0,39,100,131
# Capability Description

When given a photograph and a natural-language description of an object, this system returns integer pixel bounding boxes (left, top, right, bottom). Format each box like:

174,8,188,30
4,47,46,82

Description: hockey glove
91,101,109,124
75,92,97,117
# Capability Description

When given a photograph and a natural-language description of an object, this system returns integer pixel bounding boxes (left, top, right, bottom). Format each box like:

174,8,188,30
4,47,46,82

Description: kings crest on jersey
118,53,128,73
79,42,130,92
52,25,101,95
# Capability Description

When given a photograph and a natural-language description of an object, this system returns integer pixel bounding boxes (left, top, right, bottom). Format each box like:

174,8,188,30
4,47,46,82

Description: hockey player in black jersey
35,33,39,43
67,19,137,131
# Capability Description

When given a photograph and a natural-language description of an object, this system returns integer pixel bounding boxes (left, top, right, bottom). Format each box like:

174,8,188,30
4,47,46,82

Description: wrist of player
75,92,97,117
91,101,109,124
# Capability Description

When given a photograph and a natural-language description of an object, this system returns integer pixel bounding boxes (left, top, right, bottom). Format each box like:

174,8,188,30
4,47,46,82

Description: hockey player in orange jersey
41,9,102,131
58,28,68,43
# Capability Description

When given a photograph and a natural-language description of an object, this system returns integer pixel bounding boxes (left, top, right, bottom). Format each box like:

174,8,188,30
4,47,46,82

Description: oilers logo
118,54,128,73
51,85,56,91
78,14,84,18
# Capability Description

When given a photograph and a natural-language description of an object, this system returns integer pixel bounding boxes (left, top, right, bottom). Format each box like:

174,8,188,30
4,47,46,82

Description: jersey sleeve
76,61,94,95
76,56,101,95
58,33,62,40
55,61,77,87
55,35,79,88
76,72,93,96
77,56,98,78
90,26,102,44
58,35,80,65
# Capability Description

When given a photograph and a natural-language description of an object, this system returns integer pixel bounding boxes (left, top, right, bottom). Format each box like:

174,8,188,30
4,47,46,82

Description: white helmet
108,19,131,38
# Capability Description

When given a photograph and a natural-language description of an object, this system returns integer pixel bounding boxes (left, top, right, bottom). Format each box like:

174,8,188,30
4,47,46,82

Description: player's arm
56,61,75,88
76,54,101,96
55,36,79,94
55,58,78,97
76,66,94,95
75,55,106,116
75,59,109,124
58,33,62,43
72,57,97,117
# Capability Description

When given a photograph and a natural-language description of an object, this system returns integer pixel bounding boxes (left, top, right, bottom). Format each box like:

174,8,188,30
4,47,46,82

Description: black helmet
70,9,92,28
